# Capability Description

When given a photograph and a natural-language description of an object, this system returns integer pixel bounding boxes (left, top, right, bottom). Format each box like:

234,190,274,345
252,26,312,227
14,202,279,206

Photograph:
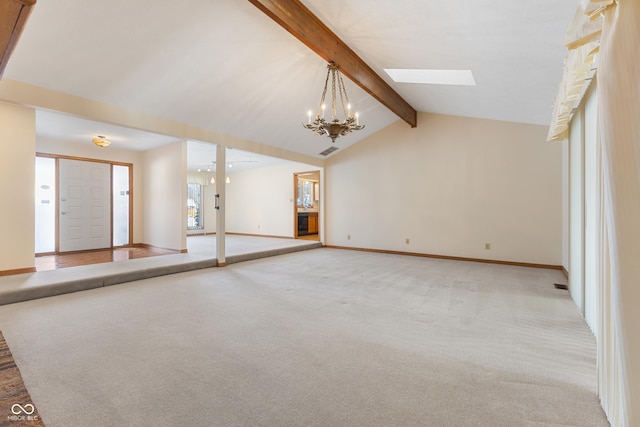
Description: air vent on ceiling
319,146,339,156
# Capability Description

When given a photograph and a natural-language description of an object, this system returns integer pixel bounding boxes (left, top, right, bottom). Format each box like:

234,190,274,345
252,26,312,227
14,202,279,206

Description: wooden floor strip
0,331,45,426
35,247,179,272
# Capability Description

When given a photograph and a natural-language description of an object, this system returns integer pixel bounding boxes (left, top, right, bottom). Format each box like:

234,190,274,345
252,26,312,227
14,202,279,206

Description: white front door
59,159,111,252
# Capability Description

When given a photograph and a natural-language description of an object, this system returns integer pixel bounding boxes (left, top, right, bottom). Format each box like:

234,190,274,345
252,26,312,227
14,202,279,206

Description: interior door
59,159,111,252
294,171,320,240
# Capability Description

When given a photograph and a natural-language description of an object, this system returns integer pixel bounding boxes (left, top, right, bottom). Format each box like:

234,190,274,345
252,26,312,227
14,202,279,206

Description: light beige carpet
0,248,608,426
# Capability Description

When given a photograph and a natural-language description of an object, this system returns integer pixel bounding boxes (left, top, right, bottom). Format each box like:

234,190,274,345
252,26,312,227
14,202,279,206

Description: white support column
0,103,36,274
215,144,226,266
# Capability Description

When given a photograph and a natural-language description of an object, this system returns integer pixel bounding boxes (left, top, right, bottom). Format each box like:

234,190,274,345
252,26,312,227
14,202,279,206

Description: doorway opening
294,171,320,241
35,153,133,255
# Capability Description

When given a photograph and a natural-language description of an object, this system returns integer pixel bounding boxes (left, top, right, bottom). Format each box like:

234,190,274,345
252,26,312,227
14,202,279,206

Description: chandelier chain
331,67,337,120
318,69,330,119
337,70,350,121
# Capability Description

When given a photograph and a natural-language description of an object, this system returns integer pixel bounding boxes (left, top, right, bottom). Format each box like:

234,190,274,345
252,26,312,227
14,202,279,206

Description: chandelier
304,62,364,142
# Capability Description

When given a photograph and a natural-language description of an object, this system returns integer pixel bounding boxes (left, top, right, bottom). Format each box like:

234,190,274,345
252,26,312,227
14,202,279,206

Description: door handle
214,194,220,210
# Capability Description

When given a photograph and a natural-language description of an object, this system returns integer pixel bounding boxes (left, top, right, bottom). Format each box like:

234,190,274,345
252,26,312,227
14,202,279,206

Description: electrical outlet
485,243,491,250
347,234,351,240
405,238,410,244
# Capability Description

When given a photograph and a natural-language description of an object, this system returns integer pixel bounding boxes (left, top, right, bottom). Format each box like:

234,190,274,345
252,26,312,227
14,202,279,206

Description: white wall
325,113,563,265
36,138,145,244
226,162,320,237
143,141,186,251
0,103,36,272
0,80,323,169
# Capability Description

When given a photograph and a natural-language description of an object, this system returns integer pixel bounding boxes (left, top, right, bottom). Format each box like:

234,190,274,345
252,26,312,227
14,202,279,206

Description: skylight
384,69,476,86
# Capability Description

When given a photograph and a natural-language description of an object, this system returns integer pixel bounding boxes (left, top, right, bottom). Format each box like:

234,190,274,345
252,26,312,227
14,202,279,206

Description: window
113,165,130,246
187,183,203,230
35,156,56,253
297,179,314,208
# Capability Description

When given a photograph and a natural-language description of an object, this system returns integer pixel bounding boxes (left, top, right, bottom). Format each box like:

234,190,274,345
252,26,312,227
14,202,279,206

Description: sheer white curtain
187,171,215,186
597,1,640,425
551,1,639,425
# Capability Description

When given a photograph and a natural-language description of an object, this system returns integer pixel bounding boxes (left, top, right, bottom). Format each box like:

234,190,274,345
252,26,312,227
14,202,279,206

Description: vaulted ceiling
2,0,575,159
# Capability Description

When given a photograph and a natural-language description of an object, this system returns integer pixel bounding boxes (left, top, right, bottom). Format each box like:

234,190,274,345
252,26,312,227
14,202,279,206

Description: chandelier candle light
304,62,364,142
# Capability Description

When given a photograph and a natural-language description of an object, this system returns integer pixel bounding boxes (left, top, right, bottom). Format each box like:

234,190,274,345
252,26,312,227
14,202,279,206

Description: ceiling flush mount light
92,135,112,147
304,62,364,143
384,69,476,86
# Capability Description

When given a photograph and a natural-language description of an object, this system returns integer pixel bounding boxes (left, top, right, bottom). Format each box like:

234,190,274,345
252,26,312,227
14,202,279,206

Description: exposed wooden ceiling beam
0,0,36,78
248,0,417,128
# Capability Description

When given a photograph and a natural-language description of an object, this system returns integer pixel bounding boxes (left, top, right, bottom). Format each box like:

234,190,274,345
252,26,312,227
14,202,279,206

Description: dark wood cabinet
298,212,318,235
308,213,318,234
